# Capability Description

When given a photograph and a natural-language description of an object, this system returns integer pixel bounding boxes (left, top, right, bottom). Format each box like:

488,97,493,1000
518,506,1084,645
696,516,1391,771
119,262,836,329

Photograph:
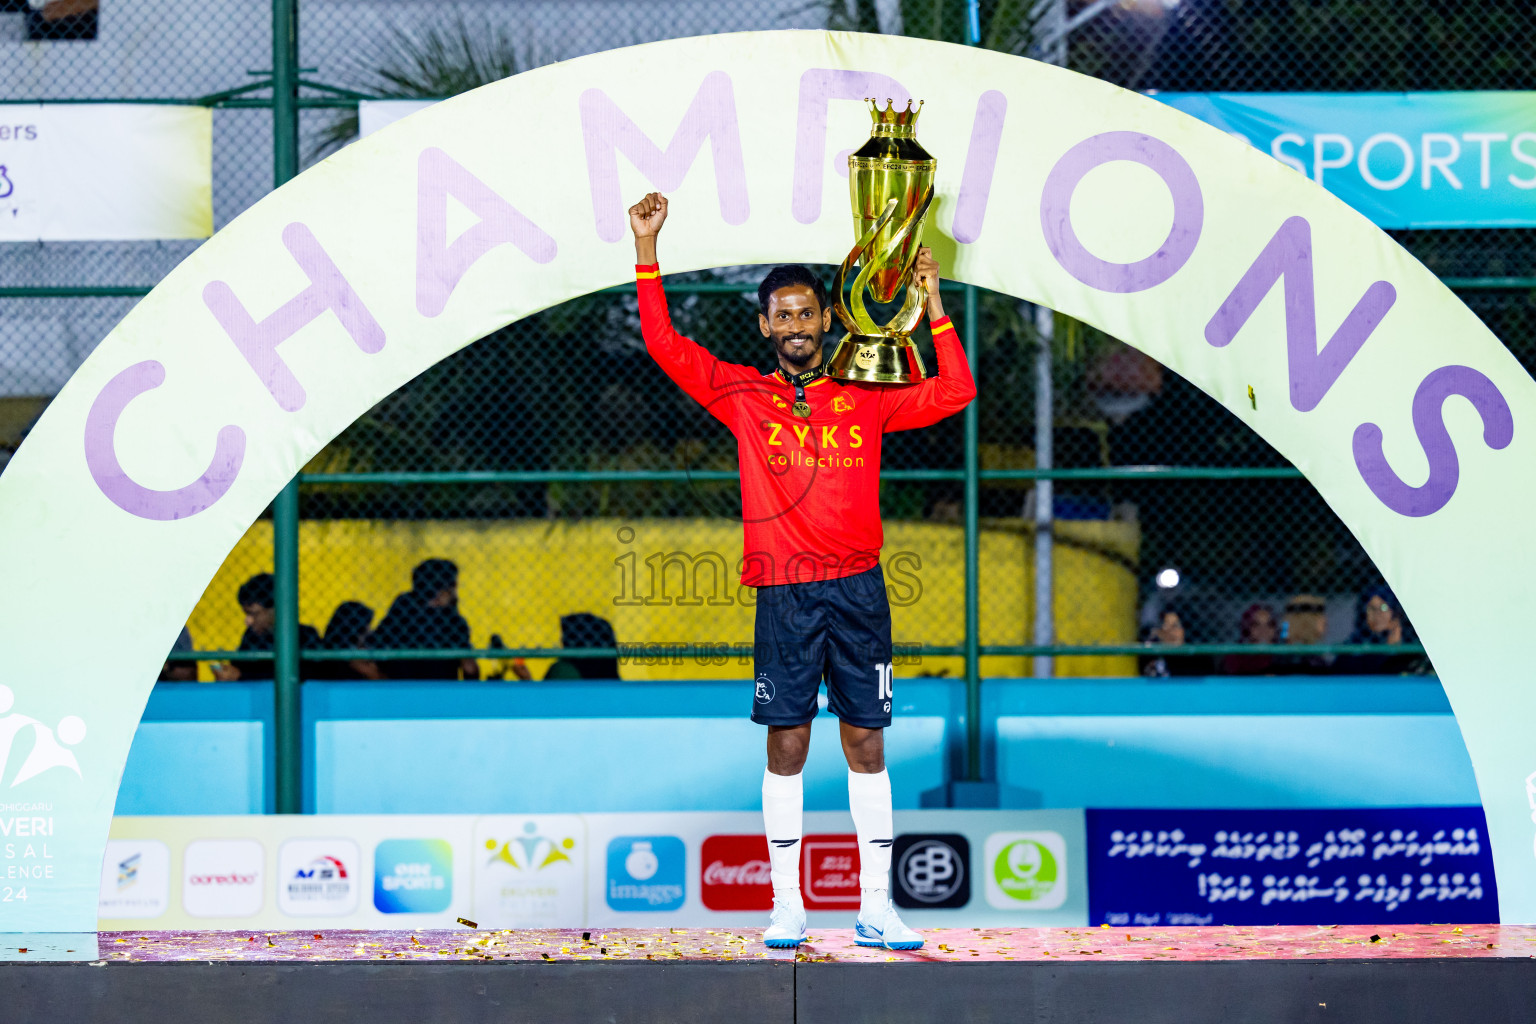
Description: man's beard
777,332,820,367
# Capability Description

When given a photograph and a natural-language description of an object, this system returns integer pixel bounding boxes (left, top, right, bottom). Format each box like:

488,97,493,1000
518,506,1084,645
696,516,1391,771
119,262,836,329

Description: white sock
762,768,803,905
848,768,893,914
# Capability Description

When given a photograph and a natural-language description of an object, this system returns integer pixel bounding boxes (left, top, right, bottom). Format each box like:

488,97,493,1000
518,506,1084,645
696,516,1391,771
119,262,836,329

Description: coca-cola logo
702,859,771,886
188,873,257,886
700,835,773,912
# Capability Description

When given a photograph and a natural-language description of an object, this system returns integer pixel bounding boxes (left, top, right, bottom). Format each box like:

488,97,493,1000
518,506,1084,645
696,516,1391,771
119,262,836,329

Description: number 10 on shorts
875,662,894,712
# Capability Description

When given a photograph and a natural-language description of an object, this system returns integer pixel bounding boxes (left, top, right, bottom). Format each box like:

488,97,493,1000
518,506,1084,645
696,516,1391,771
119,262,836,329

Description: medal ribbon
780,365,823,417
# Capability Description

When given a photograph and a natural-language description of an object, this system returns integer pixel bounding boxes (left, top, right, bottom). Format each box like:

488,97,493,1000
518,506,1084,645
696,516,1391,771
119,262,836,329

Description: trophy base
823,333,928,384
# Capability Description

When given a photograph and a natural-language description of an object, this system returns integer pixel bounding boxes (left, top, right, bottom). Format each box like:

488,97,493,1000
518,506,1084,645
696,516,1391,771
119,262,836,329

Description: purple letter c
84,360,246,521
1040,131,1204,293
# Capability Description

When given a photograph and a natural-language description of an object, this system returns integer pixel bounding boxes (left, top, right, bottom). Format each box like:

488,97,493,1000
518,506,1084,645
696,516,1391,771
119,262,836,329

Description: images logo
893,834,970,909
183,838,264,918
98,839,170,919
0,683,86,788
278,839,359,916
801,833,861,910
374,838,453,914
606,836,685,911
700,835,772,912
984,831,1069,910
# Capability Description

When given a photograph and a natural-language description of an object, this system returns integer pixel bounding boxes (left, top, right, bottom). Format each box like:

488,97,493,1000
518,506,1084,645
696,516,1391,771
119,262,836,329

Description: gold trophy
824,98,936,384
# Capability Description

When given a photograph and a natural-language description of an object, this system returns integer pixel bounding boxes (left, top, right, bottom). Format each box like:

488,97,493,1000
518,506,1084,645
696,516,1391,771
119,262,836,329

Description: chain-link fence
4,0,1534,695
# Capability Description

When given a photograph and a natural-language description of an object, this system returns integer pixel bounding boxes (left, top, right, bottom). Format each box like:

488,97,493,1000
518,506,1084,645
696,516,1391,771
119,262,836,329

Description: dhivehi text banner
0,105,212,241
1154,92,1536,228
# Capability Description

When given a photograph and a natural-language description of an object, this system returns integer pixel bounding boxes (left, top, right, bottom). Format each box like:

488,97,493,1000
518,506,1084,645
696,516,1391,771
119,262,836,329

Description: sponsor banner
893,834,970,910
101,809,1089,929
1154,92,1536,228
182,838,264,918
374,838,454,915
277,839,360,918
605,836,686,912
802,833,861,911
0,105,212,241
1087,807,1498,927
699,833,772,913
473,815,586,927
97,839,169,919
984,831,1070,911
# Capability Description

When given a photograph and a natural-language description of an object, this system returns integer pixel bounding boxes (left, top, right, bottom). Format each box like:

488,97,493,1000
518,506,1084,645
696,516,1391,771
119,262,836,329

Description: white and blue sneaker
854,893,924,950
763,896,807,948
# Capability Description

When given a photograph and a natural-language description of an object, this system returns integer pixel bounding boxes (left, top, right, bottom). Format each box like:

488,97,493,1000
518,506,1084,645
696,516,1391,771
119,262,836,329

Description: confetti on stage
94,924,1536,964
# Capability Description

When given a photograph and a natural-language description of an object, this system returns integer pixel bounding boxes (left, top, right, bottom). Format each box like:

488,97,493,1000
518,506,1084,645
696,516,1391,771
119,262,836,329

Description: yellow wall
187,517,1139,680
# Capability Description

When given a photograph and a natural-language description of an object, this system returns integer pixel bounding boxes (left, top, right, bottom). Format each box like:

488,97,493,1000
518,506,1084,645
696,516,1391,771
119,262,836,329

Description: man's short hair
412,558,459,595
758,265,829,317
237,573,275,609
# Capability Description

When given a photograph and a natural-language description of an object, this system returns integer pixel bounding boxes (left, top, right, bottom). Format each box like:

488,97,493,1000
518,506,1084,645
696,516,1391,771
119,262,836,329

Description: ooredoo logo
700,835,772,912
183,838,264,918
802,833,860,911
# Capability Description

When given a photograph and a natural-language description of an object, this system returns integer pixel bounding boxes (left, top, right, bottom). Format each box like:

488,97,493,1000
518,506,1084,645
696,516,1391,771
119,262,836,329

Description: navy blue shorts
751,565,894,729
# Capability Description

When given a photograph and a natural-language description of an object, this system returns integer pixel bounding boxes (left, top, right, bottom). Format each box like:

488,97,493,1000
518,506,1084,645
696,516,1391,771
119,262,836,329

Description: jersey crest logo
771,395,789,410
832,394,855,416
754,675,776,704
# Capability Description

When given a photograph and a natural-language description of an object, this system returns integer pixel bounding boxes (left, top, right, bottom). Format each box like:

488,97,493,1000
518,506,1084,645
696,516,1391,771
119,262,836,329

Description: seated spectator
543,613,621,680
1277,593,1333,675
1218,603,1278,675
1139,608,1210,677
157,626,197,682
213,573,321,681
373,559,479,680
309,601,384,681
1334,586,1430,676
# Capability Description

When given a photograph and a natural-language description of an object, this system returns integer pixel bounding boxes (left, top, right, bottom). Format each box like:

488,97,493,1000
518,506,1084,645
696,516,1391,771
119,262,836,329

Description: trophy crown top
865,97,923,128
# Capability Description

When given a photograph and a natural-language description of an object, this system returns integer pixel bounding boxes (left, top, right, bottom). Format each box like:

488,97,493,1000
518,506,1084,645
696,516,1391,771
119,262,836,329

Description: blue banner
1087,808,1498,926
1154,92,1536,228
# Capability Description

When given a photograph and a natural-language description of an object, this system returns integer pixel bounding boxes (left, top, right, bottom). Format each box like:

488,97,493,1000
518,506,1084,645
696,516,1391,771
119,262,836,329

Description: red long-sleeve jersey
637,264,977,587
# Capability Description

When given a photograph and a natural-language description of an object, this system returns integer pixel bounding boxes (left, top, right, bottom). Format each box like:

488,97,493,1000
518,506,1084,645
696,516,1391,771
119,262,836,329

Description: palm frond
307,8,534,164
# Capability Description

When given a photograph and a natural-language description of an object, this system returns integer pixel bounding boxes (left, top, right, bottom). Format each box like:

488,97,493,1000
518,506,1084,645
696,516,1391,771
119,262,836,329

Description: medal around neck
824,98,934,384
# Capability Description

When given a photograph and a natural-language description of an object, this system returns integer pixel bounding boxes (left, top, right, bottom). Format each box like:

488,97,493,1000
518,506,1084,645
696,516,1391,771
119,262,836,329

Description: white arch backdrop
0,31,1532,933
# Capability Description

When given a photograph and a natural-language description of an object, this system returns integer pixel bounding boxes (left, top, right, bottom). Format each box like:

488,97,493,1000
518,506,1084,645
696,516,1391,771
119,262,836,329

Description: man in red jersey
629,192,975,949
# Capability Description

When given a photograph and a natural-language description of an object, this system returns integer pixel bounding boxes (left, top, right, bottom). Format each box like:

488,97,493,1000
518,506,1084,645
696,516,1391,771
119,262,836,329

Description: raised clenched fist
629,192,669,239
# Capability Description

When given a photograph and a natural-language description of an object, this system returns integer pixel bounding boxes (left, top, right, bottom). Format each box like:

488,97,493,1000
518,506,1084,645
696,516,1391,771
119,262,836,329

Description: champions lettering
81,69,1511,527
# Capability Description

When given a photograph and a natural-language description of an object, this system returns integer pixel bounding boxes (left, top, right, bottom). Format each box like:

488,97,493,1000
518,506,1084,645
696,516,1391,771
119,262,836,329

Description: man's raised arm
881,246,978,431
630,192,736,424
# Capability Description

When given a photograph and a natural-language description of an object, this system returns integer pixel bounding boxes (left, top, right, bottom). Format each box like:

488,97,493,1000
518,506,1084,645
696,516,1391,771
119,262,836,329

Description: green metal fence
4,0,1535,811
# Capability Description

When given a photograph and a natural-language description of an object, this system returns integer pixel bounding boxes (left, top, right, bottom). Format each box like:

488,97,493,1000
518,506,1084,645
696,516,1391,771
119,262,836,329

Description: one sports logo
755,674,775,704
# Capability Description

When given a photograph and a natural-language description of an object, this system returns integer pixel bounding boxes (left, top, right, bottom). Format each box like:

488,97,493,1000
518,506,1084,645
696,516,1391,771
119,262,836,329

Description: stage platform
5,924,1535,1023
